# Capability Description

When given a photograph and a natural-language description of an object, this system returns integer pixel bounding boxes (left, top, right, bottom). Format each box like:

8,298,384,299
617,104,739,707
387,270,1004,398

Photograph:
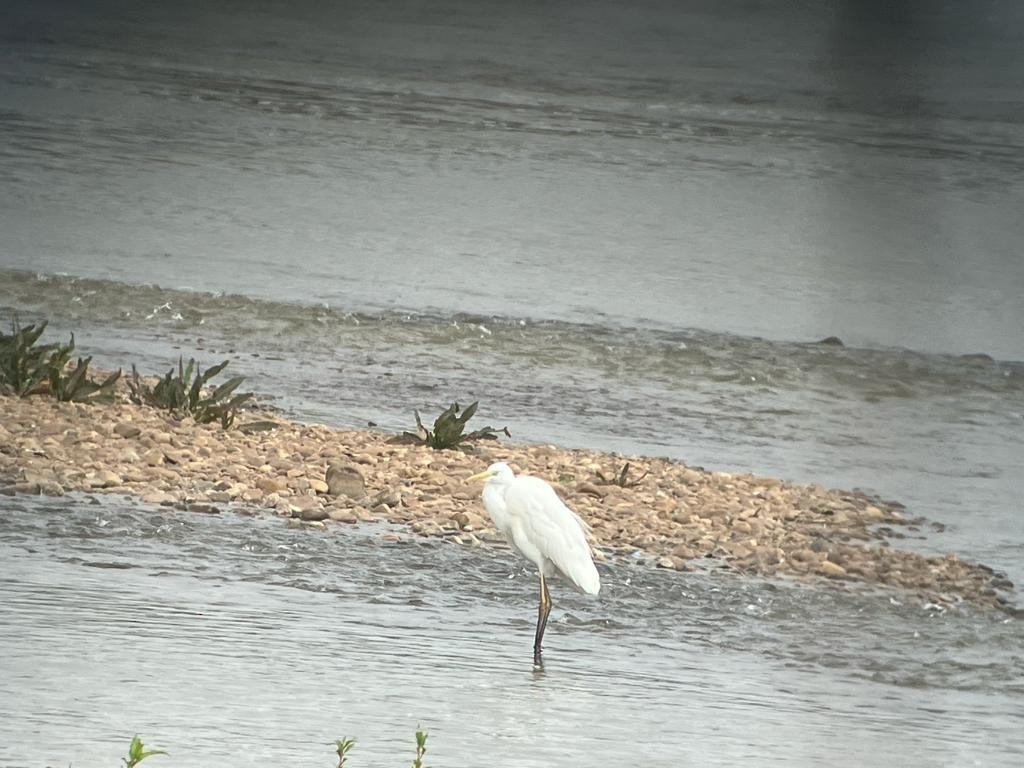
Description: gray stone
328,508,358,524
297,506,330,522
326,463,365,498
113,423,142,439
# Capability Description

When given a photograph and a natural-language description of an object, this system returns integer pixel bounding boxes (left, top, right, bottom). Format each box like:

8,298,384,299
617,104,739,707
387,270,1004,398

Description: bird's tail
566,556,601,595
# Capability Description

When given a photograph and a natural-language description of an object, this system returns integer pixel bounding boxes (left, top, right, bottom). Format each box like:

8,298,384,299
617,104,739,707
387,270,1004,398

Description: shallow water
2,495,1022,767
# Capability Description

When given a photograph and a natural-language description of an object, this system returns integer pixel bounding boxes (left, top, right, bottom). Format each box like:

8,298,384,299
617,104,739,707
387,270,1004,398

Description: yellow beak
467,469,493,482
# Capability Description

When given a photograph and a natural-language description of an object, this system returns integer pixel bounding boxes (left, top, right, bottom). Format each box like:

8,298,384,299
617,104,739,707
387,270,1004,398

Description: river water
2,0,1023,764
2,495,1023,767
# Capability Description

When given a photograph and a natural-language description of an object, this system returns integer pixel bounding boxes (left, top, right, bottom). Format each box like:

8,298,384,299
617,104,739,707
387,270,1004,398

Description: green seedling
412,728,428,768
122,735,166,768
392,401,510,450
334,737,356,768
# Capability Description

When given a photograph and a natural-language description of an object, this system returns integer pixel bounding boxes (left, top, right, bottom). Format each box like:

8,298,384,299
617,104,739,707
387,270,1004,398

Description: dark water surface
2,0,1024,764
2,496,1022,767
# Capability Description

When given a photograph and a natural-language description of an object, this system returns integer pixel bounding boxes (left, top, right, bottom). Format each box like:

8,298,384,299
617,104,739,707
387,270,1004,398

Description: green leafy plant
128,357,253,428
412,728,428,768
334,737,356,768
391,401,510,450
122,735,166,768
0,319,66,396
595,461,649,488
1,318,120,402
46,336,121,403
50,356,122,403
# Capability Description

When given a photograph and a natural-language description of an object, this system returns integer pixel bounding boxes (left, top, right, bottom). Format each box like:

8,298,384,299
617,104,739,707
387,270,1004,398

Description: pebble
256,477,286,493
142,491,176,505
819,561,848,578
113,423,141,439
143,449,165,467
327,508,359,524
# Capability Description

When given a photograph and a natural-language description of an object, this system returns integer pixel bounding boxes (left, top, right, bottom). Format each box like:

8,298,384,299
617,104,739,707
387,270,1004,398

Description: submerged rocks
0,388,1016,612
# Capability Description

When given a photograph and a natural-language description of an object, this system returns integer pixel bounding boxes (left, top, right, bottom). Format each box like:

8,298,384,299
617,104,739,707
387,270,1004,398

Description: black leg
533,573,552,666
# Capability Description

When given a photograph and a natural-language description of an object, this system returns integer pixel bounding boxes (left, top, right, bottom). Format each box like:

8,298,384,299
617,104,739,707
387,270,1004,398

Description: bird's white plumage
476,462,600,595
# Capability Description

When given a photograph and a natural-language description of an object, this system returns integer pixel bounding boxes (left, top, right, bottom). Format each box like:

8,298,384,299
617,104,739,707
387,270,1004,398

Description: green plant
122,735,166,768
1,318,120,402
0,318,66,396
391,401,510,450
595,461,649,488
46,336,121,403
334,737,356,768
412,728,427,768
128,357,253,428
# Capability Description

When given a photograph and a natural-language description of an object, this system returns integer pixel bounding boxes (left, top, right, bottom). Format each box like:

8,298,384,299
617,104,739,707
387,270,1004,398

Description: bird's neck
482,481,512,529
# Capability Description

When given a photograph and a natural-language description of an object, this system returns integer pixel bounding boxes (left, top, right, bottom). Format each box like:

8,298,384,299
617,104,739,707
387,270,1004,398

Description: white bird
468,462,600,665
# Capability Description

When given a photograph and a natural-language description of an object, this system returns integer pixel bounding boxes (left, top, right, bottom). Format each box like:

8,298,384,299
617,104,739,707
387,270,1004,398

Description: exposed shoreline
0,385,1015,613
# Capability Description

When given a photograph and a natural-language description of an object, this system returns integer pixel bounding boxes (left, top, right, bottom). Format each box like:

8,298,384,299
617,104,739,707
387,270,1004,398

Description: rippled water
2,495,1022,767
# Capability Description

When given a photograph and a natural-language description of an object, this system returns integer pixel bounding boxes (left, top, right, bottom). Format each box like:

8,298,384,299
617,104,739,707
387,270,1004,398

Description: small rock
326,463,365,498
6,481,42,495
257,477,286,493
142,449,165,467
309,479,329,494
411,519,442,536
97,470,123,488
575,481,606,497
188,503,220,515
369,489,402,508
819,561,847,578
294,505,329,522
328,508,358,524
113,423,141,439
671,544,695,560
142,491,176,505
38,480,65,496
864,505,884,521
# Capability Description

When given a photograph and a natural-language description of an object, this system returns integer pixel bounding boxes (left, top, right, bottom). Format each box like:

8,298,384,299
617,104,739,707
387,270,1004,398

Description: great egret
468,462,600,665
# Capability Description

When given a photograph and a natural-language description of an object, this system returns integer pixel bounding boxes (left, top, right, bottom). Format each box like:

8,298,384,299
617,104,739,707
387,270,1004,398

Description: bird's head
468,462,515,484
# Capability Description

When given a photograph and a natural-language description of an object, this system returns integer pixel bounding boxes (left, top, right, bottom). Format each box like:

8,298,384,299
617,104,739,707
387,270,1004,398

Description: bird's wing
505,477,600,595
